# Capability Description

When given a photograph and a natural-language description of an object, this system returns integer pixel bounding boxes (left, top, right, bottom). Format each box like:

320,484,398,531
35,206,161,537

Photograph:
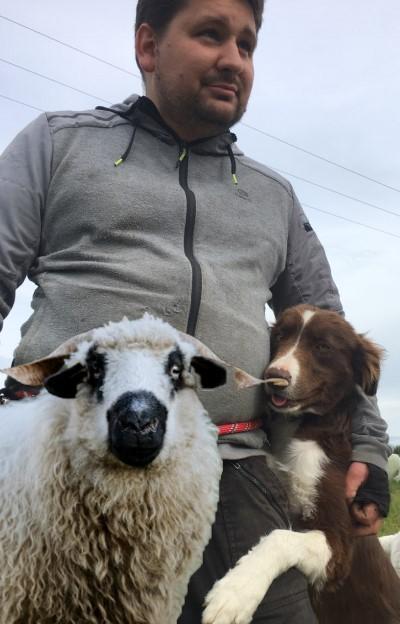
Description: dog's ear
353,335,384,396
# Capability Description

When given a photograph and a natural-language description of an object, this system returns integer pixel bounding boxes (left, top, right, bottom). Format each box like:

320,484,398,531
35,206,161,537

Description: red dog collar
218,418,263,436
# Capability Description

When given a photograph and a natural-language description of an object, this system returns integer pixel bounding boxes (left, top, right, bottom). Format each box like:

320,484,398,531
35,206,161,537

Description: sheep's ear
44,363,87,398
353,334,384,396
178,332,268,390
190,356,227,388
2,356,69,387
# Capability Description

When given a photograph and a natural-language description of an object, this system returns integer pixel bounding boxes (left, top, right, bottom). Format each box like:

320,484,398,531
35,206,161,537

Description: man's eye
238,39,253,54
170,365,182,380
199,29,221,41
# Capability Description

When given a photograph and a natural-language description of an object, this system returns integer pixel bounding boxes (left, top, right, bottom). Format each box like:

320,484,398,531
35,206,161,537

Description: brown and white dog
203,304,400,624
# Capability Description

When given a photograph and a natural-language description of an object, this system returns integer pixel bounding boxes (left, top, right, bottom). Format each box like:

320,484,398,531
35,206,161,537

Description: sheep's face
41,320,226,468
83,343,195,467
4,317,228,468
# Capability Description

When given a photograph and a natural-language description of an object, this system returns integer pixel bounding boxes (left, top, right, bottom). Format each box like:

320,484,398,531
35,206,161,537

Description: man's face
141,0,257,140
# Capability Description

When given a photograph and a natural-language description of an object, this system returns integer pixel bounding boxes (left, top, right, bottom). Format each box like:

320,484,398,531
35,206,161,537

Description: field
380,480,400,536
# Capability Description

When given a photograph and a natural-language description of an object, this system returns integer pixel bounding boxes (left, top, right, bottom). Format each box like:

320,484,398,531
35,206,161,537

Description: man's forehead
180,0,257,35
196,12,256,37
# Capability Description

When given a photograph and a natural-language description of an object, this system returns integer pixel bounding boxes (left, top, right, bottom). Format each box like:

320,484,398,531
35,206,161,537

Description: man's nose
217,39,244,73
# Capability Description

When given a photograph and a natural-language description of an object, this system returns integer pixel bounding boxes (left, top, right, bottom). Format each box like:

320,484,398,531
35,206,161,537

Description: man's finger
352,517,383,536
350,502,378,525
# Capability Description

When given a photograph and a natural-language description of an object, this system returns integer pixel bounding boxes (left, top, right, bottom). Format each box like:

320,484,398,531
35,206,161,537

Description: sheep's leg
202,529,331,624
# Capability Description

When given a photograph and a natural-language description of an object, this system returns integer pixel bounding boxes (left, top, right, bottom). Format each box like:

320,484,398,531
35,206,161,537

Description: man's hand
345,461,369,501
350,502,382,536
346,461,383,536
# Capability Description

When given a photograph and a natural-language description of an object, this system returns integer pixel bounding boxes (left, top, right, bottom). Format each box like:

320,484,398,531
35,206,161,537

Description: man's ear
44,363,87,399
191,356,227,389
135,23,158,75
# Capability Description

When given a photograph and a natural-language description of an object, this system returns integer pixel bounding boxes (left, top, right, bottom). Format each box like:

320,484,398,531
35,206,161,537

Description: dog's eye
169,364,182,380
315,342,331,352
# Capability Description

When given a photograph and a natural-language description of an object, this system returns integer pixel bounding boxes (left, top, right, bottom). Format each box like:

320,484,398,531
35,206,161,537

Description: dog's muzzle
107,390,167,467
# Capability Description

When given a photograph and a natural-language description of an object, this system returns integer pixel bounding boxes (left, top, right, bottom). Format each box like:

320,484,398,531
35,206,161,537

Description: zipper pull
176,146,188,168
179,147,187,161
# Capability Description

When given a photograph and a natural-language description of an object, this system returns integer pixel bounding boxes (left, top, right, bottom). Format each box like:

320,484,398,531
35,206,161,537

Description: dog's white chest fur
278,439,329,519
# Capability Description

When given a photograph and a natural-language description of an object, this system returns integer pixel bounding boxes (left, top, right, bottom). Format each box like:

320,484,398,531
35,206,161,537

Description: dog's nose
264,367,291,387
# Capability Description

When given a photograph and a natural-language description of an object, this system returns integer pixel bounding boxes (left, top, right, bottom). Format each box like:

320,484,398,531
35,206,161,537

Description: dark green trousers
178,456,318,623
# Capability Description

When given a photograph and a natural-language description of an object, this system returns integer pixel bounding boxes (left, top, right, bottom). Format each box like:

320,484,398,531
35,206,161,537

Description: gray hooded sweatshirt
0,95,389,466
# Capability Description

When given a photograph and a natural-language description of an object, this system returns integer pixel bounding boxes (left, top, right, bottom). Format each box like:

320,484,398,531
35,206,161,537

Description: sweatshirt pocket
232,461,291,529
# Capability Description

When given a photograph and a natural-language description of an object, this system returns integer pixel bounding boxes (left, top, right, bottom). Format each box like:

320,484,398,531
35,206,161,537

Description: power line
1,13,398,196
0,58,112,105
0,93,44,112
241,121,400,195
303,203,400,239
1,56,398,219
0,15,141,79
276,168,400,218
1,92,399,242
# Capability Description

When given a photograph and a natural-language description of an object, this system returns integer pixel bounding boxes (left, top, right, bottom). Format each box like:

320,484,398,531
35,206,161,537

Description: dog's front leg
202,529,332,624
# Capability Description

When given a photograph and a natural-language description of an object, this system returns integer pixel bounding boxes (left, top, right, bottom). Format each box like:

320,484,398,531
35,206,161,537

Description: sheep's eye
90,363,103,379
170,364,182,380
86,347,106,401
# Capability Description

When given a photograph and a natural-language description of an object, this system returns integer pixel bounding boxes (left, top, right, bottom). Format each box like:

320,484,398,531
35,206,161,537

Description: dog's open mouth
270,394,290,408
266,391,302,412
264,377,299,410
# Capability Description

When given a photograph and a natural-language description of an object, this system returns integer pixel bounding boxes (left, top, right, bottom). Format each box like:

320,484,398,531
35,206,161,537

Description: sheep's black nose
107,391,167,467
109,391,166,432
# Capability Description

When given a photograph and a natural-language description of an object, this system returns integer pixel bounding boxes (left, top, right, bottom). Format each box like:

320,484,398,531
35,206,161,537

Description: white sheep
388,453,400,482
380,533,400,576
0,315,231,624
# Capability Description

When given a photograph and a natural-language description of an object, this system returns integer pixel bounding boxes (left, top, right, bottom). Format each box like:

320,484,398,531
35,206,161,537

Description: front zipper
178,149,202,336
232,462,291,528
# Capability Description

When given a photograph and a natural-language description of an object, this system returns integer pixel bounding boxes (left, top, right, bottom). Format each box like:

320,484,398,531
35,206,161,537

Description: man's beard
192,94,244,130
154,73,246,135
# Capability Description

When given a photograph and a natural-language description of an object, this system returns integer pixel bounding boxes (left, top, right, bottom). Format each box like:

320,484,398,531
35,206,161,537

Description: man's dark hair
135,0,265,36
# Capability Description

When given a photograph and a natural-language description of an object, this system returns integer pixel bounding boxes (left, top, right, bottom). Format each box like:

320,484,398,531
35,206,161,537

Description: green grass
380,480,400,536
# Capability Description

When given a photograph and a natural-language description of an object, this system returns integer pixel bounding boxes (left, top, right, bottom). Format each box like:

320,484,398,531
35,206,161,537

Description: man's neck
143,95,228,143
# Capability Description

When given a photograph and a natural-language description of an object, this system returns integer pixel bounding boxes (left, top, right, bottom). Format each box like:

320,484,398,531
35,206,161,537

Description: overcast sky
0,0,399,441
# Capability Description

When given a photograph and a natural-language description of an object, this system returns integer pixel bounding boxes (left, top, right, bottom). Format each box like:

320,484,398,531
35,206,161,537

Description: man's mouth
206,83,238,97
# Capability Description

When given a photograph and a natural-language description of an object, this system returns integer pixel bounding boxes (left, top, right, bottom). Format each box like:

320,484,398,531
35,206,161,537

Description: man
0,0,390,621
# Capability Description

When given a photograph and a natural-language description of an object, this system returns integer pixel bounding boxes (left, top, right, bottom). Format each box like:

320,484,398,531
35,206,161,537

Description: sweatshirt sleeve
0,114,52,330
270,188,390,470
270,189,344,317
350,388,390,470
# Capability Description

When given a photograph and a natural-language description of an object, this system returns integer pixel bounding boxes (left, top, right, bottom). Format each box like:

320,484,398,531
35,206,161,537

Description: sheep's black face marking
107,391,167,467
165,348,185,393
86,347,106,402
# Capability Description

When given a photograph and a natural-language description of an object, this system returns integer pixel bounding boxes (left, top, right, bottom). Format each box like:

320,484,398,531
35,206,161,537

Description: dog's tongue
271,394,289,408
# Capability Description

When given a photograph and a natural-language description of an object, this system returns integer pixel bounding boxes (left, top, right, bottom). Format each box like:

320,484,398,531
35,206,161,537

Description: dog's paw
202,567,266,624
